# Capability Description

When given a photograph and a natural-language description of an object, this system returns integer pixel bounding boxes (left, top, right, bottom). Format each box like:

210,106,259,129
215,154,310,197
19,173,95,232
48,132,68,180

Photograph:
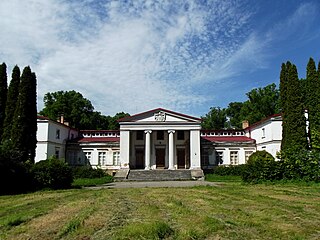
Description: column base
145,167,151,170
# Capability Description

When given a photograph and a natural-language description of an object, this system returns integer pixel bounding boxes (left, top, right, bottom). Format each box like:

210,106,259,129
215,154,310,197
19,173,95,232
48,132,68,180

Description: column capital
168,130,175,134
144,130,152,134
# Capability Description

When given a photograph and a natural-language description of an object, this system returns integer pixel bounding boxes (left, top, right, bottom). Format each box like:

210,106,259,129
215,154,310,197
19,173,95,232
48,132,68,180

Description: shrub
242,150,278,183
31,157,73,190
212,164,246,176
72,166,106,179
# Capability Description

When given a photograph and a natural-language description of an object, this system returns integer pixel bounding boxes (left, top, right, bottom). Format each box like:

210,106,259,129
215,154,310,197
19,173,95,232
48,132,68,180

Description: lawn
1,181,320,240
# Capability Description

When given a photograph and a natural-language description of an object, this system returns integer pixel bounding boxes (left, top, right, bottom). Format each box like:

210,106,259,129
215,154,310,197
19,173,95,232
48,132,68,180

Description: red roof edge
118,108,201,122
245,113,282,130
37,115,78,131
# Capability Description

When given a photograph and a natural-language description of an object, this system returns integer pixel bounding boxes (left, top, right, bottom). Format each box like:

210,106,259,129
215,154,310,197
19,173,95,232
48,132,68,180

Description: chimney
242,120,249,129
60,115,64,124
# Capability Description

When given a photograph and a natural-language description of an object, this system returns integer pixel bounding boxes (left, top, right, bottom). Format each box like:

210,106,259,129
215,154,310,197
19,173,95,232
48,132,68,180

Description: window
98,152,106,166
215,151,223,164
113,151,120,166
136,131,144,140
55,147,60,158
84,152,92,164
177,131,185,140
56,129,60,139
230,151,238,165
157,131,164,140
201,148,209,166
245,151,253,163
262,128,265,138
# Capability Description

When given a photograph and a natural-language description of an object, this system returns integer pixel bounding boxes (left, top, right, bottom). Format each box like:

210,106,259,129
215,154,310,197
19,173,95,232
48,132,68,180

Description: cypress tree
2,66,20,143
279,62,288,151
0,63,8,141
11,66,37,163
282,62,308,152
305,58,320,150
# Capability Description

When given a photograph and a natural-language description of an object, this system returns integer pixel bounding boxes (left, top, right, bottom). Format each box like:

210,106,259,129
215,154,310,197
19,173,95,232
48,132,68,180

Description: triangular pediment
118,108,201,123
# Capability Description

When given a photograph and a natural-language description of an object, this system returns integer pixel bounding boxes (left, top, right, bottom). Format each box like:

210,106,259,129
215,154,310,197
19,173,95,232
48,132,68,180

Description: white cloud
0,0,255,116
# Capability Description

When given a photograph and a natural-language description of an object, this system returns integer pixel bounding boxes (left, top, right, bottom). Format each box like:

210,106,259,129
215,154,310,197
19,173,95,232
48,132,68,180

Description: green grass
205,173,242,182
1,182,320,239
72,175,113,187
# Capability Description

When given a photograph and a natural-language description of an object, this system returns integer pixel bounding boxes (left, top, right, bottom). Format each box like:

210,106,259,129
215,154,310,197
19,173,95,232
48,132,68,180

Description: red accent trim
80,130,120,133
245,113,282,130
118,108,201,122
201,136,255,143
77,137,120,143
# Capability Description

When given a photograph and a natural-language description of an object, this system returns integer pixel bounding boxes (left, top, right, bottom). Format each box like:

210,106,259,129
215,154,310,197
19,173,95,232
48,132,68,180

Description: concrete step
126,169,193,181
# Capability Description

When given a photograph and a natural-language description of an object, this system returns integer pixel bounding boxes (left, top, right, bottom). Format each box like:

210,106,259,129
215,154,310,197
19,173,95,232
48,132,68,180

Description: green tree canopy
201,107,227,130
0,63,8,141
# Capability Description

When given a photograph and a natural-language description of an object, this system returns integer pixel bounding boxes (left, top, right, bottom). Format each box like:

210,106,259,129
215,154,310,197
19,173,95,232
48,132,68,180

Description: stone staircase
126,169,194,181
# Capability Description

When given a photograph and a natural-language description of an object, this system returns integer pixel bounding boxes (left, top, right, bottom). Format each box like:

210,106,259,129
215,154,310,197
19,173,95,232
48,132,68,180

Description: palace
35,108,282,176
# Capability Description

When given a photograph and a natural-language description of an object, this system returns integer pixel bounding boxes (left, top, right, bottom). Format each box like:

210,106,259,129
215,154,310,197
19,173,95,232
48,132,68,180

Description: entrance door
177,148,186,169
156,148,165,168
135,149,144,169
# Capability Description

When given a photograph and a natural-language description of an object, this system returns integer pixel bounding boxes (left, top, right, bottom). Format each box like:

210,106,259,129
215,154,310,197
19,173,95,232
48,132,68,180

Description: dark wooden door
177,148,186,169
135,149,144,169
156,148,165,168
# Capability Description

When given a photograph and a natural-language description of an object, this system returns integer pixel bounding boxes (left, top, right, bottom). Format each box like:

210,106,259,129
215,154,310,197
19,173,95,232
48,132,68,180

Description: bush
242,150,279,183
31,157,73,190
211,164,247,176
72,166,106,179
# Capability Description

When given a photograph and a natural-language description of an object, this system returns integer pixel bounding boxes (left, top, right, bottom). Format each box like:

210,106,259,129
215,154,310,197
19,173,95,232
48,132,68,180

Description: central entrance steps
123,169,204,181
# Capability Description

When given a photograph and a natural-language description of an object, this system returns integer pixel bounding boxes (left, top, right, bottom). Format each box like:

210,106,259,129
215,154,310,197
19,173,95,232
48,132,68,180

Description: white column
120,130,130,168
190,130,201,169
168,130,175,170
145,130,152,170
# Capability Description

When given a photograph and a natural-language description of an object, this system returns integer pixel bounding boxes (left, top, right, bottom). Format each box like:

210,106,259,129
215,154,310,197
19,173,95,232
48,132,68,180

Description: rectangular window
262,128,265,138
56,129,60,139
84,152,92,164
98,152,106,166
136,131,144,140
55,147,60,159
113,151,120,166
157,130,164,140
201,148,209,166
215,151,223,165
230,151,238,165
245,151,253,163
177,130,185,140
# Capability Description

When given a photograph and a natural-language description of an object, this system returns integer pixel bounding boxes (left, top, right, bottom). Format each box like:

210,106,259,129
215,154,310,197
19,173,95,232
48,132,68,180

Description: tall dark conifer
279,62,288,151
282,62,308,152
2,66,20,143
0,63,8,141
11,66,37,162
305,58,320,150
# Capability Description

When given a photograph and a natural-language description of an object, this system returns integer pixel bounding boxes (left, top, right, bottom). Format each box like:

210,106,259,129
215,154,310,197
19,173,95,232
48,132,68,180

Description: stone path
85,181,221,189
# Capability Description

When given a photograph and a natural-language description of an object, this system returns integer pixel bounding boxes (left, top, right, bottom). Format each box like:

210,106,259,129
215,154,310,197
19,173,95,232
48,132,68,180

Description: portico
118,108,202,170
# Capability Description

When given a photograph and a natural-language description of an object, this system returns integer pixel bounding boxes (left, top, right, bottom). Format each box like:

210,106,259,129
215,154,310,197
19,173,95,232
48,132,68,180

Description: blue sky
0,0,320,117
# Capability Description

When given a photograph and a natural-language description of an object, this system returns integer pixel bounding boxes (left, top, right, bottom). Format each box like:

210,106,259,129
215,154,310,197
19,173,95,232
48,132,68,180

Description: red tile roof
245,113,282,130
77,137,120,143
201,136,255,143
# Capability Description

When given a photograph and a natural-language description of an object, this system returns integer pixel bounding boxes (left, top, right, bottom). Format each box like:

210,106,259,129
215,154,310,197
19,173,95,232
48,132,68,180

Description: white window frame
230,151,239,165
98,151,107,166
113,151,120,166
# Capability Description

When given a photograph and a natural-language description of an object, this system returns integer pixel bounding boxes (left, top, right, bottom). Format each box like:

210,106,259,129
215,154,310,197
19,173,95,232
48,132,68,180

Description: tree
40,91,95,129
2,65,20,143
279,63,288,151
225,102,244,129
108,112,130,130
201,107,227,129
280,62,308,152
0,63,8,141
305,58,320,150
11,66,37,162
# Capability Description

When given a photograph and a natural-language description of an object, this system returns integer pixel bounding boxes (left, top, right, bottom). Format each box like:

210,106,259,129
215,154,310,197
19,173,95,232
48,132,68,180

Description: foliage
205,174,241,182
211,164,247,176
31,157,73,190
201,107,227,129
225,102,244,128
72,166,106,179
242,151,280,183
39,90,130,130
0,63,7,141
305,58,320,151
280,62,308,153
2,65,20,143
11,66,37,162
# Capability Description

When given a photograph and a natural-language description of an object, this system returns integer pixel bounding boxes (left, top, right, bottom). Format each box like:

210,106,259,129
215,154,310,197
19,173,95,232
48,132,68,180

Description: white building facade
35,108,283,170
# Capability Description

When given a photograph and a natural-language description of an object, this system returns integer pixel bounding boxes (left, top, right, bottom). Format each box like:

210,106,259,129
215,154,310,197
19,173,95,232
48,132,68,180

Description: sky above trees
0,0,319,117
